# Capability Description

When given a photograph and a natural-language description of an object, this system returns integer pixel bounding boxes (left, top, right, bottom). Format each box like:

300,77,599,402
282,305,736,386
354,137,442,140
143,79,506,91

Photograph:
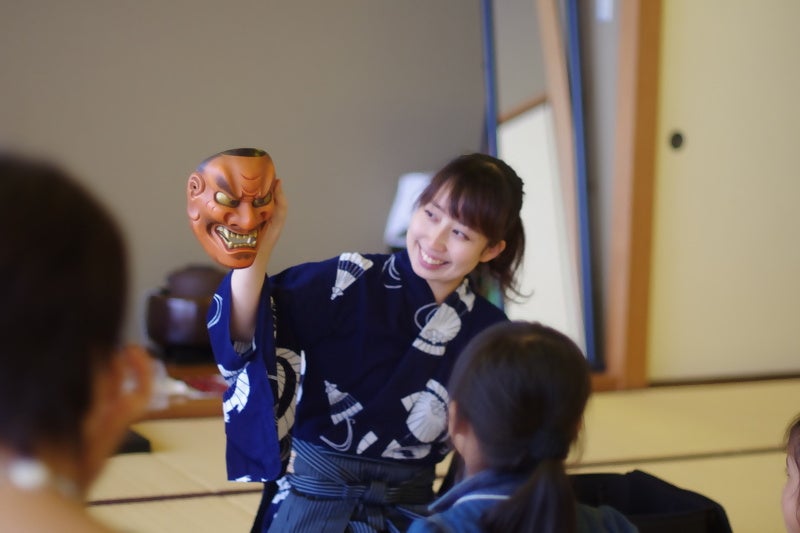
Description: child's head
447,320,591,533
449,320,590,472
413,153,525,297
0,152,128,457
783,414,800,533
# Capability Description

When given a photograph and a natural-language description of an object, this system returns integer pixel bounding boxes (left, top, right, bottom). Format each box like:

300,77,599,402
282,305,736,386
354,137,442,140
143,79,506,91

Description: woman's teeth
420,249,444,265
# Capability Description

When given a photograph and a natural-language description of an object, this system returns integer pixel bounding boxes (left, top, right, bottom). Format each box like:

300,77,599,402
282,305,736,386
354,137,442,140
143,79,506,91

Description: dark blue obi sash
267,439,435,532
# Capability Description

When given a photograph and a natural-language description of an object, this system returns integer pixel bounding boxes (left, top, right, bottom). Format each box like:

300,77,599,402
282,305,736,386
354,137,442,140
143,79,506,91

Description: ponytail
481,459,576,533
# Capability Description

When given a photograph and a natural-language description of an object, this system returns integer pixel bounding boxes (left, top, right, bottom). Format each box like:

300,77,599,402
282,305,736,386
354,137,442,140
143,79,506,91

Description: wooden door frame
537,0,661,390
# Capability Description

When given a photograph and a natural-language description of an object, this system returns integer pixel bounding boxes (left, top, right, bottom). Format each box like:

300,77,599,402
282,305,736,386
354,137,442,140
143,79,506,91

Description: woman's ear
448,401,465,454
447,401,487,477
479,240,506,263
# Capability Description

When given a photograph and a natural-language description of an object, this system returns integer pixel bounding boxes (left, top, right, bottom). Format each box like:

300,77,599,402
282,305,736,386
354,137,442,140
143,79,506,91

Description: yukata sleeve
207,271,283,482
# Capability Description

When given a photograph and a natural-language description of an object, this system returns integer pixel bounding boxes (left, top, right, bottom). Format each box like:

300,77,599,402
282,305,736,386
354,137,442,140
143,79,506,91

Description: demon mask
187,148,275,269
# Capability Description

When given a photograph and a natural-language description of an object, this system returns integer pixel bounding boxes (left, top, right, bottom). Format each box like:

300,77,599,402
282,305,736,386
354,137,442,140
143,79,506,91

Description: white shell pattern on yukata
380,379,449,460
331,252,374,300
412,303,462,356
401,379,449,443
218,363,250,423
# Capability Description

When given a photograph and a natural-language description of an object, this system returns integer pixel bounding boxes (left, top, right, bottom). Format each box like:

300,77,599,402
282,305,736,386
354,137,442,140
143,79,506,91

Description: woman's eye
215,192,239,207
424,208,434,218
453,228,470,241
253,191,273,208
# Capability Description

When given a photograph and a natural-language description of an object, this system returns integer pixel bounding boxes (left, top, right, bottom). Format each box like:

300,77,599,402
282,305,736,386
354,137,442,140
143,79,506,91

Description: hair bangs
439,172,508,244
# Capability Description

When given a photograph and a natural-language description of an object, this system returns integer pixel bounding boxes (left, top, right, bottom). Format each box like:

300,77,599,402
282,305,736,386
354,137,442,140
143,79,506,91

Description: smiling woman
406,153,523,304
199,152,528,532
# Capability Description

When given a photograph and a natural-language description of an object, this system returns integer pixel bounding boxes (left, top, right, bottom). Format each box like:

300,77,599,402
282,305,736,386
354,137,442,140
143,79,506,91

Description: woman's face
783,453,800,533
405,189,504,303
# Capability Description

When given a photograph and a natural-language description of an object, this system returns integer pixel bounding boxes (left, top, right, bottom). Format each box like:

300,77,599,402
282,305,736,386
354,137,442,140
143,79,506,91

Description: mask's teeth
215,226,258,249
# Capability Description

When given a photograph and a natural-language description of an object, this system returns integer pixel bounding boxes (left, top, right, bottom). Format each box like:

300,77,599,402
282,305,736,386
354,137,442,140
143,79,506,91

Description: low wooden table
146,362,224,420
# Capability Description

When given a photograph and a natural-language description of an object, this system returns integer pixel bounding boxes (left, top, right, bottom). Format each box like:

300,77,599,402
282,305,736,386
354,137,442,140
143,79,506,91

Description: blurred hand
80,344,155,493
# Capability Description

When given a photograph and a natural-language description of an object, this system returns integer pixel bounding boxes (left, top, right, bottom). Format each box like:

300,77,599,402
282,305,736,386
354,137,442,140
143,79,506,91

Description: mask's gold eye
215,191,239,207
253,191,273,208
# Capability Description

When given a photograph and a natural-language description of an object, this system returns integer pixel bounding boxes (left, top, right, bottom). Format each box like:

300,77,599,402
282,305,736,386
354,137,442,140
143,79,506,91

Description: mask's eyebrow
215,175,234,196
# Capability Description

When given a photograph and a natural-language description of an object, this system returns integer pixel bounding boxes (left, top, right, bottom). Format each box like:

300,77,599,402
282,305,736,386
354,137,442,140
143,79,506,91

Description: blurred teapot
146,264,226,362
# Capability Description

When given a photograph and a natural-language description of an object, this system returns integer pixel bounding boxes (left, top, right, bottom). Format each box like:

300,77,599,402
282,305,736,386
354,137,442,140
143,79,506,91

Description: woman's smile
419,247,446,267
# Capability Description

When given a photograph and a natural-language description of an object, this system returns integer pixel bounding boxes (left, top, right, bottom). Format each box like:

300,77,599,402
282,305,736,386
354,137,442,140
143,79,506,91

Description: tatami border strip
88,487,264,507
89,446,784,507
568,445,783,470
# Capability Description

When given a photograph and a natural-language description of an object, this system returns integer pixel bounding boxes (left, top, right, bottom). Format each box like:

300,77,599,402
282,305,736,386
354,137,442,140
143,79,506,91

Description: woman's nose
429,225,448,250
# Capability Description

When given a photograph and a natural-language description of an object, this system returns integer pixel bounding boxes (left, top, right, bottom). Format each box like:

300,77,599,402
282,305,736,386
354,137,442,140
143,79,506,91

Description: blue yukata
207,250,507,531
407,469,639,533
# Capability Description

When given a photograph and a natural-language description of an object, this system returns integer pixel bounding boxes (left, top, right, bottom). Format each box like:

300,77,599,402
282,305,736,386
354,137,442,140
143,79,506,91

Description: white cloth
383,172,432,249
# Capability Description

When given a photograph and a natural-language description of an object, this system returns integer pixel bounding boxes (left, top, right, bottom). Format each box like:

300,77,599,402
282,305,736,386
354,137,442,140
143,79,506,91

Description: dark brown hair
0,152,128,455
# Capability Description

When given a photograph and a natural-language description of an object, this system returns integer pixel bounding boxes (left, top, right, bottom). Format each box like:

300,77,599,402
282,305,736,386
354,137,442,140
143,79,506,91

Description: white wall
493,0,546,111
499,104,586,353
0,1,486,343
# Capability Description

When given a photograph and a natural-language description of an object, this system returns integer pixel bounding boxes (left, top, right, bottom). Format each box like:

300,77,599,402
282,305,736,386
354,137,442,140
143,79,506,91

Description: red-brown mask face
187,149,276,269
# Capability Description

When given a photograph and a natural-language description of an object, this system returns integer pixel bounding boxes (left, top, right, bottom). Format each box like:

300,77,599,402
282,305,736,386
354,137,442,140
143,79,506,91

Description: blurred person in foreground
0,152,153,532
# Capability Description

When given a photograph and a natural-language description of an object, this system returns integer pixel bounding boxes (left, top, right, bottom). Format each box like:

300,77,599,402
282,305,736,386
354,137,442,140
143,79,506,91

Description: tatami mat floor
570,378,800,533
88,378,800,532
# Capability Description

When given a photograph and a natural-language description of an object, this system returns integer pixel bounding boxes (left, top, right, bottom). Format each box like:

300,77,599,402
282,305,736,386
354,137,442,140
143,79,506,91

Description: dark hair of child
447,320,591,533
0,152,128,457
416,152,525,299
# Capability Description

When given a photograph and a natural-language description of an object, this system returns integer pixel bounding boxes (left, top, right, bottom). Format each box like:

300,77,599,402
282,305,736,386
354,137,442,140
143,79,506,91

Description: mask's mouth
215,226,257,249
